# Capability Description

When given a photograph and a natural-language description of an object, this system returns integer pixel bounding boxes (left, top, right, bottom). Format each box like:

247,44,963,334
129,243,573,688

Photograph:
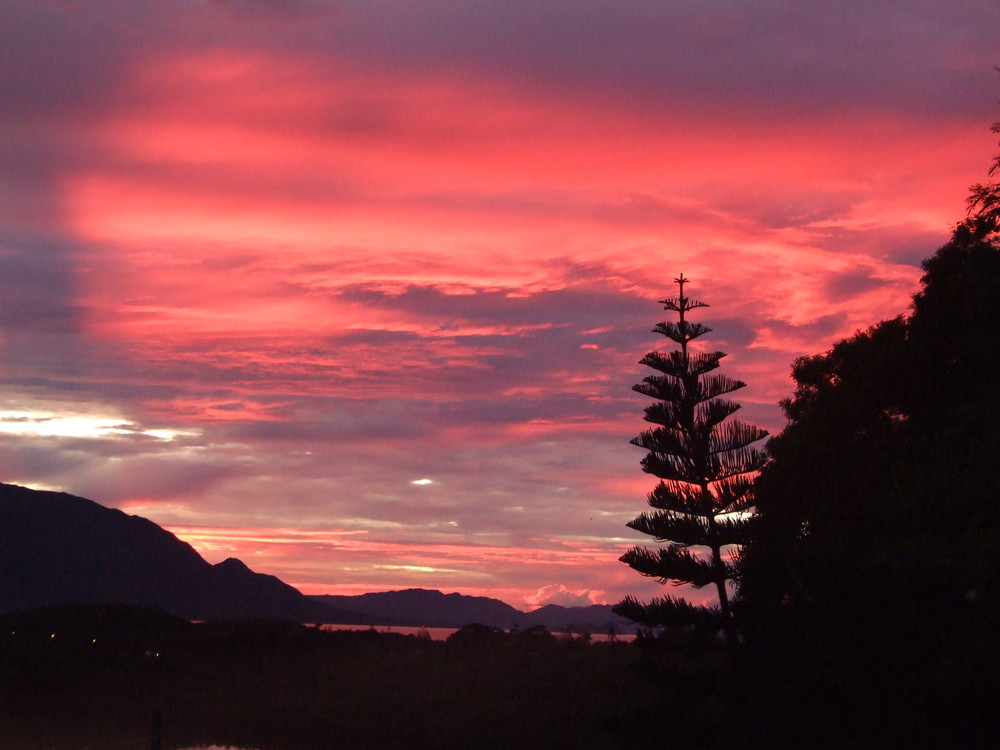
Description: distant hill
0,483,358,623
315,588,531,629
314,589,637,633
524,603,635,635
0,483,637,632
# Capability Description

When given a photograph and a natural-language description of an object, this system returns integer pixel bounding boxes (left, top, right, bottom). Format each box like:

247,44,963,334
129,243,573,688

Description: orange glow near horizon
160,523,648,609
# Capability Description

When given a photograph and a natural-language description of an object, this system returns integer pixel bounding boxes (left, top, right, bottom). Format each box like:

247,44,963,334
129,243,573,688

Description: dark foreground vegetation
732,129,1000,749
4,600,996,750
0,604,736,750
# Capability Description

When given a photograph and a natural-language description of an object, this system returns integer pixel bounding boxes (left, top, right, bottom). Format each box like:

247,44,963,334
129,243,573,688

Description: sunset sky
1,0,998,610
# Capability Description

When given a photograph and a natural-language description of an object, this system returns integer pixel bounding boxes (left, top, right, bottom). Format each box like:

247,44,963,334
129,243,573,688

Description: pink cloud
2,0,997,610
525,584,604,608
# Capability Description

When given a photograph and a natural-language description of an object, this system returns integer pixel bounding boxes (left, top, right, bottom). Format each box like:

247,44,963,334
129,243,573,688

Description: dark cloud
814,225,956,268
330,0,999,119
396,190,718,230
713,189,863,232
0,235,102,395
0,2,135,120
823,269,895,301
8,0,992,134
0,435,95,478
697,316,759,350
764,311,854,349
332,276,650,330
211,0,329,21
0,429,239,504
218,398,436,443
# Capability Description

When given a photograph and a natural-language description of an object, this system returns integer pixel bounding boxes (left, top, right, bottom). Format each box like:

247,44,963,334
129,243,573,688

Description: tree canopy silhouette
615,275,767,633
959,120,1000,241
736,121,1000,744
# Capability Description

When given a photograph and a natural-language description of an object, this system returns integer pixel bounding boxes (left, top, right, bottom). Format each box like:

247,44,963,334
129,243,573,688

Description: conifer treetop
615,274,768,633
659,273,710,317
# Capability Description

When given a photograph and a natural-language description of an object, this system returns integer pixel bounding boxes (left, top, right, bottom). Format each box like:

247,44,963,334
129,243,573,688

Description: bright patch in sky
0,411,195,441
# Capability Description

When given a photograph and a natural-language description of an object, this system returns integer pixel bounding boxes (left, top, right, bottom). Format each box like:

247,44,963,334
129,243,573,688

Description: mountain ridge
0,482,634,632
0,482,352,623
313,588,636,633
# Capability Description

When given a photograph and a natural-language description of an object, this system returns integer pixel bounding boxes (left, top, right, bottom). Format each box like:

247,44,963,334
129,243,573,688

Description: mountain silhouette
0,483,356,623
315,588,531,629
524,603,633,634
314,589,636,633
0,483,635,631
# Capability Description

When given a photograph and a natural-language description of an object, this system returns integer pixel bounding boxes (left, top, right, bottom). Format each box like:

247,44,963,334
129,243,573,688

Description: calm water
317,623,633,642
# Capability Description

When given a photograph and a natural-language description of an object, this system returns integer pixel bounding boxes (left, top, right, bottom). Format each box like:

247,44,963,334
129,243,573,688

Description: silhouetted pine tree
615,275,767,633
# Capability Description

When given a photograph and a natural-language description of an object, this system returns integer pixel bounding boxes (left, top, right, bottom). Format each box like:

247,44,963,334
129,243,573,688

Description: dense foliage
0,605,721,750
616,275,767,633
736,127,1000,745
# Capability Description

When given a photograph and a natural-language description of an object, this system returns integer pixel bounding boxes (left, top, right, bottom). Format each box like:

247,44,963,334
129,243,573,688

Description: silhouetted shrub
444,622,507,648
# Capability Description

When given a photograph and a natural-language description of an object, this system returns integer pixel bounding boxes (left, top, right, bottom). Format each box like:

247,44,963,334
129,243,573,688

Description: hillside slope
0,483,355,623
